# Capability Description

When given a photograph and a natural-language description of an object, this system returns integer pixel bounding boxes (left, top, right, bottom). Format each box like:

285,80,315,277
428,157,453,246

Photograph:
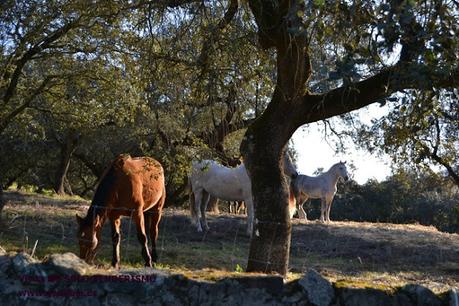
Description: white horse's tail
187,176,197,220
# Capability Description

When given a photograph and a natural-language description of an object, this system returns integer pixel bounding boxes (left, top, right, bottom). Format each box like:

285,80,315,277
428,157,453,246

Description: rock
299,269,334,306
0,254,12,273
160,290,186,306
0,250,454,305
68,297,101,306
43,252,90,275
338,287,396,306
12,252,38,274
281,290,305,304
221,275,284,296
448,288,459,306
105,293,135,306
401,284,442,306
0,276,24,295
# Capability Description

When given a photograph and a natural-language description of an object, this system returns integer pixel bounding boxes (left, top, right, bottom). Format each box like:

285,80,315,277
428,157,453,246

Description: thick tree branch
154,0,203,8
298,63,459,125
0,76,55,134
197,0,238,71
2,17,82,106
248,0,288,49
419,141,459,187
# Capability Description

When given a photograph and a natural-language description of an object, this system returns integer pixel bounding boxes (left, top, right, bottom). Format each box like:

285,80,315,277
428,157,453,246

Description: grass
1,190,458,293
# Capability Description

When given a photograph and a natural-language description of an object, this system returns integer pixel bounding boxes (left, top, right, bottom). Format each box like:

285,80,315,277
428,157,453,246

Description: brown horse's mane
83,154,130,224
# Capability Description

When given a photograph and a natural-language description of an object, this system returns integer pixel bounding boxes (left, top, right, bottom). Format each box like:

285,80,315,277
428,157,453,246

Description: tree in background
324,170,459,233
0,0,137,203
0,0,270,202
357,89,458,187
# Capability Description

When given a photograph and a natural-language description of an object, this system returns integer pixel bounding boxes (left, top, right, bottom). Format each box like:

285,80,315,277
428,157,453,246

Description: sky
291,105,392,185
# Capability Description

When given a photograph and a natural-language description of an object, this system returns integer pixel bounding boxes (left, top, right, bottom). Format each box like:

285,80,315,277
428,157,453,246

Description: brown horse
76,154,166,269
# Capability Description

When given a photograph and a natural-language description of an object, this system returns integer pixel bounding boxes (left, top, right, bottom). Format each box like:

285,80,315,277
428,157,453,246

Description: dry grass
1,190,458,293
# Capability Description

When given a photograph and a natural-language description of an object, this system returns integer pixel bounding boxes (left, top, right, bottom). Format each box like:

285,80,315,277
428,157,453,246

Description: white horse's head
336,161,350,181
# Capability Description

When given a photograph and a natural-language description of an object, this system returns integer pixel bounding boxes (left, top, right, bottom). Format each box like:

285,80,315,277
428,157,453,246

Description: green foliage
234,264,244,273
0,0,272,201
355,89,458,186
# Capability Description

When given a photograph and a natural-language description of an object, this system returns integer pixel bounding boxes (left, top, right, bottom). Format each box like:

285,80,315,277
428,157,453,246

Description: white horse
292,161,349,222
189,153,298,236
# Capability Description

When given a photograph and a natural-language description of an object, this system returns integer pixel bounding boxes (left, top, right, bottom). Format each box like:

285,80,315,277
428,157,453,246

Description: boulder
401,284,442,306
298,269,334,306
43,252,90,275
12,252,39,274
448,288,458,306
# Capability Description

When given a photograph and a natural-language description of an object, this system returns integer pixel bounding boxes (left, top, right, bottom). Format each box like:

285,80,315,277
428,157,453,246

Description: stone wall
0,247,457,306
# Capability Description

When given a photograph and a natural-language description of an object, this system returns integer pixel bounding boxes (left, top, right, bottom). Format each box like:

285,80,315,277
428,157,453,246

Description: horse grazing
76,155,166,269
292,161,349,222
189,153,298,236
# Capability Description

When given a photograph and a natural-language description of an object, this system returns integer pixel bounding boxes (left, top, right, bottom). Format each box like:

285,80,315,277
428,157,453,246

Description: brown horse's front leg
135,212,152,267
110,218,121,269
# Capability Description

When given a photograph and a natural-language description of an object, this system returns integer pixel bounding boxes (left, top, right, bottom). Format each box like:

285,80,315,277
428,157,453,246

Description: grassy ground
1,190,458,292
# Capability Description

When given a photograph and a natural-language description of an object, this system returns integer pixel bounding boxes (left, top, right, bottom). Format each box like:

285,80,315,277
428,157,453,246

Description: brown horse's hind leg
146,209,161,263
134,211,153,267
110,218,121,269
146,190,165,263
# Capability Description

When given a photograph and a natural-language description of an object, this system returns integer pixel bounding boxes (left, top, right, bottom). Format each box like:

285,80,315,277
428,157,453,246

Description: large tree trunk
242,0,310,275
54,131,79,195
241,131,293,274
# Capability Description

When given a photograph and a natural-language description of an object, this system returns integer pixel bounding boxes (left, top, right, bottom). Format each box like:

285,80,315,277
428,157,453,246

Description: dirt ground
1,191,458,292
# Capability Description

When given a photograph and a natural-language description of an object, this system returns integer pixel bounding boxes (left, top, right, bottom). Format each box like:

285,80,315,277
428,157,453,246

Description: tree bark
54,131,80,195
242,0,310,275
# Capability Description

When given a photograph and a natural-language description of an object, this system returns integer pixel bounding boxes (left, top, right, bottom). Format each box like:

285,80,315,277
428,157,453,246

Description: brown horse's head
76,214,100,263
